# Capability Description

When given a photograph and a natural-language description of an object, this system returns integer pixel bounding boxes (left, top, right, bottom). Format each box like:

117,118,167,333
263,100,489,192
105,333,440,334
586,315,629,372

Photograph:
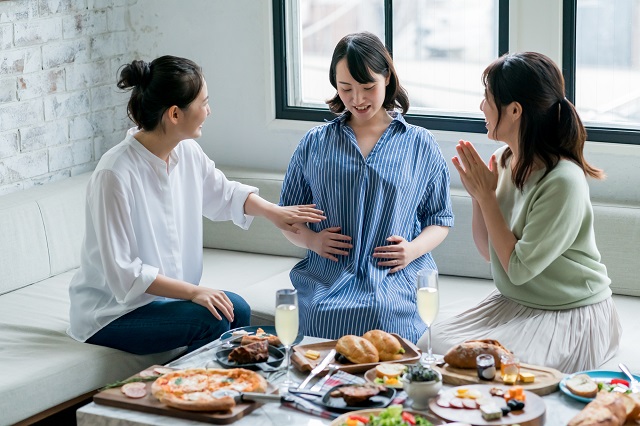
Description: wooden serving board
433,362,563,396
93,365,272,425
429,384,546,426
291,333,421,375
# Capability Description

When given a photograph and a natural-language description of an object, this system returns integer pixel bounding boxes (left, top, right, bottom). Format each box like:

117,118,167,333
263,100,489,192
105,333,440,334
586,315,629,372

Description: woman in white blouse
67,56,324,355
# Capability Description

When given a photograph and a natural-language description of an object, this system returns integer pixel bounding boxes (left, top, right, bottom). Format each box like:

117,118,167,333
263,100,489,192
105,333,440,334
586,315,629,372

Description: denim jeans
86,291,251,355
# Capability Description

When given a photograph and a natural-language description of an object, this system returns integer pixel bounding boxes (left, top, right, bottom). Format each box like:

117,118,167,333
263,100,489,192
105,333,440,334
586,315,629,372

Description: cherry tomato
348,415,369,424
611,378,630,387
401,411,416,425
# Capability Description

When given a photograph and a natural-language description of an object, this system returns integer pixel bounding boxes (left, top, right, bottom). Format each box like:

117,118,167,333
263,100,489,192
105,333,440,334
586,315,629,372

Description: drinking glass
275,288,299,387
417,268,442,365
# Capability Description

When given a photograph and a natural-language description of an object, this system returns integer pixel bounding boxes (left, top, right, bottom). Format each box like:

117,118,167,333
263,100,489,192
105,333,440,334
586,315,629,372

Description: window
565,0,640,143
275,0,639,144
273,0,508,132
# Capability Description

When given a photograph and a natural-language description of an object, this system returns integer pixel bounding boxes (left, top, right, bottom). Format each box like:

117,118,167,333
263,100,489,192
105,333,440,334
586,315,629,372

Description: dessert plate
220,325,304,348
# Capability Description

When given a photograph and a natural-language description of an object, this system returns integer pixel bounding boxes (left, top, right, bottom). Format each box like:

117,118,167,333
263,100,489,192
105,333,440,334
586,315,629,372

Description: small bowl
401,370,443,410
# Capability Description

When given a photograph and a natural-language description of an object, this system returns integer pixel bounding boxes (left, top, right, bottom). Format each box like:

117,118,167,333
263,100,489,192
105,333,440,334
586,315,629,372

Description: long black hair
483,52,603,189
117,55,204,131
327,32,409,115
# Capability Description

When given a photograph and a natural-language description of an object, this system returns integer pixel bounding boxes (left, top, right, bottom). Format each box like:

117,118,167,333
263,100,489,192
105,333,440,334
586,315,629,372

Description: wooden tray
433,362,563,396
93,365,273,425
429,384,545,426
291,333,421,375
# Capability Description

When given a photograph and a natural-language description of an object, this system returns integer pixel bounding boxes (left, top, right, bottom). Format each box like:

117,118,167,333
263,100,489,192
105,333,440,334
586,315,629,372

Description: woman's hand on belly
309,226,353,262
373,235,416,273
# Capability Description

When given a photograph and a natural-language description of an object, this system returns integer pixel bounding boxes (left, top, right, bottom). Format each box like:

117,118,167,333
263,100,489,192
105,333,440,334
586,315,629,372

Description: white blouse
67,128,257,342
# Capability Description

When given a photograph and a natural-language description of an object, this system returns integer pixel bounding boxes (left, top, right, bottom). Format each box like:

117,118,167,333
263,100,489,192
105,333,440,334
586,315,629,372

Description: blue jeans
87,291,251,355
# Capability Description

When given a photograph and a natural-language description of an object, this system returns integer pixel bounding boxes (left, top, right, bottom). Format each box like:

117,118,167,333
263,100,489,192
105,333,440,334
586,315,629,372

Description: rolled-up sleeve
280,139,313,207
202,158,258,230
417,136,454,229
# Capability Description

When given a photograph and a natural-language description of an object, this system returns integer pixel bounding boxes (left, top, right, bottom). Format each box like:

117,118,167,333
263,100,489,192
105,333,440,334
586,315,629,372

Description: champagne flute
275,288,299,388
417,268,441,366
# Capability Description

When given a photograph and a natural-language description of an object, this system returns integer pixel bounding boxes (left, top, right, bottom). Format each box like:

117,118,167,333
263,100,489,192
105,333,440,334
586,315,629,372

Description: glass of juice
500,354,520,385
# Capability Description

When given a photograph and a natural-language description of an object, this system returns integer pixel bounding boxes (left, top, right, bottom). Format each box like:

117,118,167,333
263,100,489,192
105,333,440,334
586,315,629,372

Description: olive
334,352,350,363
501,406,512,415
507,399,525,410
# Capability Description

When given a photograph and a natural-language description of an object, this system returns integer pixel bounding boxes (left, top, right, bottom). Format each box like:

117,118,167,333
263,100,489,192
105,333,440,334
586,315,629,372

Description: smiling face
178,79,211,139
480,87,520,149
335,59,389,126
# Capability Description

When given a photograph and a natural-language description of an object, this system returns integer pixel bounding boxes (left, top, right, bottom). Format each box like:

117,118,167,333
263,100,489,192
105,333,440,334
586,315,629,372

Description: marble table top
77,337,586,426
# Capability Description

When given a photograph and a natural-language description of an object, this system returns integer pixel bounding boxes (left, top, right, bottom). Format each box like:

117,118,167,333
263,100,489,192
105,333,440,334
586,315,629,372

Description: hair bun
117,60,151,90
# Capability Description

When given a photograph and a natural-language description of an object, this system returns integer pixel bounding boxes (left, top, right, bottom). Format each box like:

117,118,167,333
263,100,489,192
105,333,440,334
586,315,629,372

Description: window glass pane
393,0,499,118
576,0,640,130
290,0,385,107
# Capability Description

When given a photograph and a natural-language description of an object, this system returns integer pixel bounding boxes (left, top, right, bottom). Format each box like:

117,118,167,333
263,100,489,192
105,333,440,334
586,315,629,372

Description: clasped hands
452,140,498,203
310,226,416,273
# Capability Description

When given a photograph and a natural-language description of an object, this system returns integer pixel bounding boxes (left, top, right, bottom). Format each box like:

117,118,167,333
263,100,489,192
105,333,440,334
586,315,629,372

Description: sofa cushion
203,168,306,258
0,202,50,295
593,203,640,296
0,269,181,425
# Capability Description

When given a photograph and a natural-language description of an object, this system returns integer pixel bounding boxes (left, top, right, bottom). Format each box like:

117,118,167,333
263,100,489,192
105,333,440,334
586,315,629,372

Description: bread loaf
568,390,632,426
335,335,379,364
362,330,405,361
443,339,511,368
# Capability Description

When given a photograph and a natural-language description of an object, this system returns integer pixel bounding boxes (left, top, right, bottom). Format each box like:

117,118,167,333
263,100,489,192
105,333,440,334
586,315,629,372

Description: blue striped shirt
280,112,454,343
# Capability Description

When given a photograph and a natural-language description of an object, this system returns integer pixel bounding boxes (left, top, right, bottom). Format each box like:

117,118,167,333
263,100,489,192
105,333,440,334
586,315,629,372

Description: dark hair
482,52,604,189
117,55,204,131
327,32,409,115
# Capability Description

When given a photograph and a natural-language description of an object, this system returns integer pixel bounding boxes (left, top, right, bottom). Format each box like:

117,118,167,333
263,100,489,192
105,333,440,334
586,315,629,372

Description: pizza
150,368,267,412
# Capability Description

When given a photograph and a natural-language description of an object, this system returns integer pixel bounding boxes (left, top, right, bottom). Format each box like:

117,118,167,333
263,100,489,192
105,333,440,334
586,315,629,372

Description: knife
297,348,336,390
210,388,322,404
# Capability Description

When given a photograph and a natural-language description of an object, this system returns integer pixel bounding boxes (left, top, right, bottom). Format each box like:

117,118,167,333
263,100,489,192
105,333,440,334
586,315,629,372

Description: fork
619,363,639,393
310,364,338,392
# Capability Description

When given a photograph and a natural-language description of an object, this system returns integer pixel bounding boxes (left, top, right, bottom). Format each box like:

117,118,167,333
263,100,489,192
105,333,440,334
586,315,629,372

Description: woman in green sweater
425,52,622,373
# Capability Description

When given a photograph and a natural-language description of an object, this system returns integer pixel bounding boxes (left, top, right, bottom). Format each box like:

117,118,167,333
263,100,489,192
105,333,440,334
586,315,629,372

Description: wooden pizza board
429,384,546,426
433,363,563,396
93,365,273,425
291,333,421,375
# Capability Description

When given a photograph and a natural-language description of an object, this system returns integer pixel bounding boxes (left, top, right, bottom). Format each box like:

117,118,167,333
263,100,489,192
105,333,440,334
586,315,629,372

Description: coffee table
76,337,586,426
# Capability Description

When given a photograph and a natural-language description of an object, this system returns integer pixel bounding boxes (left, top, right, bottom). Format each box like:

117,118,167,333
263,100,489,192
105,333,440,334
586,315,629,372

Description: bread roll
443,339,511,368
362,330,404,361
566,374,598,398
335,335,379,364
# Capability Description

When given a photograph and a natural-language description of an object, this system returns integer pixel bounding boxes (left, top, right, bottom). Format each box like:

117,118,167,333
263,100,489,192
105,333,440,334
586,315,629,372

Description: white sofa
0,167,638,425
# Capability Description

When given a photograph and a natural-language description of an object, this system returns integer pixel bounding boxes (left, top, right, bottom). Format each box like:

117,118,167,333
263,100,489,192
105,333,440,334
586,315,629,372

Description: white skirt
419,289,622,373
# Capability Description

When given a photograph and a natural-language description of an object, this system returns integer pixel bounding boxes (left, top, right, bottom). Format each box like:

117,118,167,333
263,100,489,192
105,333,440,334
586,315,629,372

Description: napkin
281,370,407,419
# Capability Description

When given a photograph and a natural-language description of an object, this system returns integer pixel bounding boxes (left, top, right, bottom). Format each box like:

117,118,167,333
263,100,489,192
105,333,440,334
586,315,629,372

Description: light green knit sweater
490,146,612,309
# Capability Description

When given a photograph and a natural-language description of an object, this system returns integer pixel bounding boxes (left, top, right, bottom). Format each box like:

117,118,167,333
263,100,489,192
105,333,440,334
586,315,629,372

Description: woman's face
180,80,211,139
335,59,389,125
480,88,501,141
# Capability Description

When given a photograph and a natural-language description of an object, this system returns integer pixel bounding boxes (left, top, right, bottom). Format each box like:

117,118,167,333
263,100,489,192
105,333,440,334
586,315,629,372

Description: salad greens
343,405,433,426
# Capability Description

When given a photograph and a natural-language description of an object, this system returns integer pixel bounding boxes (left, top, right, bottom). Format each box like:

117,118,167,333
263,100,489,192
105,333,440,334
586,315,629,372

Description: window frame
272,0,509,132
563,0,639,145
273,0,638,144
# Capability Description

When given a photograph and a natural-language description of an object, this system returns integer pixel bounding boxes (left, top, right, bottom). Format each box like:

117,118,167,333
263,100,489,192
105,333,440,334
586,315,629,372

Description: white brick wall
0,0,136,194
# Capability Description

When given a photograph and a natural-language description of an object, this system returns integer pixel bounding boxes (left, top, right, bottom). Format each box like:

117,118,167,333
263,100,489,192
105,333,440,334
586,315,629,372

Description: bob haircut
117,55,204,132
482,51,603,189
327,32,409,115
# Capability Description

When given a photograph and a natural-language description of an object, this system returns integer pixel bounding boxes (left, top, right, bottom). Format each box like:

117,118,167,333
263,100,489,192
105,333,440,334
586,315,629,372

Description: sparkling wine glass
417,268,442,366
275,288,299,388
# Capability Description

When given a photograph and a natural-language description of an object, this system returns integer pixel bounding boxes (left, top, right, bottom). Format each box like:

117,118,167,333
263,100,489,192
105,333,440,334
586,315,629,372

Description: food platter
559,370,640,403
291,333,421,376
220,325,304,348
317,384,396,413
364,367,405,389
433,362,563,396
330,408,445,426
214,345,284,370
428,384,545,426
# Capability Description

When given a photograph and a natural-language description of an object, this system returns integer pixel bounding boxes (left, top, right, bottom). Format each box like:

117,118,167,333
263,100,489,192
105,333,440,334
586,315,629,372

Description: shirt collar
328,110,409,130
126,127,180,172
